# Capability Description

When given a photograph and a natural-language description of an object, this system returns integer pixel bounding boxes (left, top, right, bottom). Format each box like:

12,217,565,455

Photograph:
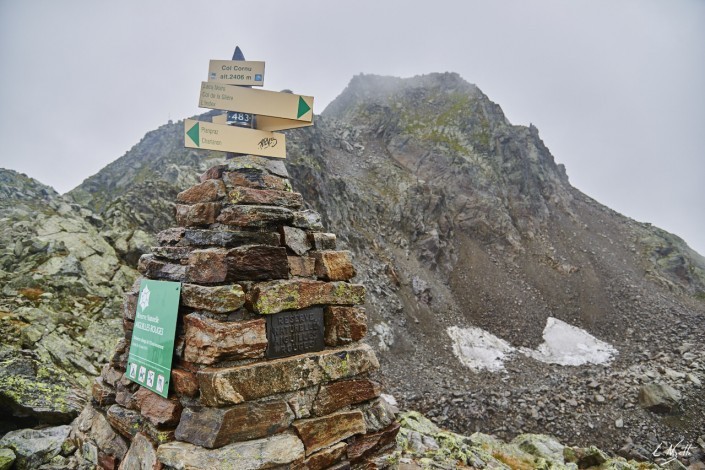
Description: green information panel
126,279,181,398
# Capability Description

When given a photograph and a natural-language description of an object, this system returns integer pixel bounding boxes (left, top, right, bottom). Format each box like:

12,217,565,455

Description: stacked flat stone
79,156,399,470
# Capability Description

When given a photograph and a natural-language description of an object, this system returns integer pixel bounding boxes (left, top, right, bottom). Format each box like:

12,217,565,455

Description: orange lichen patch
19,287,44,301
0,310,29,347
491,451,535,470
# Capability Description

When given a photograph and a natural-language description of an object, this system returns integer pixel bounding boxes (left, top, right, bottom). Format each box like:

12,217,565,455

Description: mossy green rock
0,350,86,424
512,433,565,464
397,411,660,470
398,410,441,435
0,448,15,470
250,279,365,315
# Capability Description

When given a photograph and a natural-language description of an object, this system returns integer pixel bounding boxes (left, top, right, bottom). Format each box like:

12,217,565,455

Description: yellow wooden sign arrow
184,119,286,159
199,82,314,122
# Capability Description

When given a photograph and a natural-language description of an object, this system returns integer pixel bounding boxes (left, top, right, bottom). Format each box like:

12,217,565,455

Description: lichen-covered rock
182,314,266,364
180,283,245,313
249,279,365,315
174,202,221,227
291,209,323,231
137,254,186,281
217,205,294,228
0,425,70,470
638,383,682,413
512,433,566,464
0,448,15,470
229,187,303,208
396,411,662,470
0,170,133,410
198,343,379,406
175,401,294,448
176,179,226,204
312,250,356,281
117,432,161,470
156,432,305,470
106,404,144,440
312,379,381,417
0,349,86,424
564,445,610,468
324,306,368,346
134,388,182,427
159,228,280,248
292,410,366,456
225,168,291,191
293,441,346,470
225,245,289,281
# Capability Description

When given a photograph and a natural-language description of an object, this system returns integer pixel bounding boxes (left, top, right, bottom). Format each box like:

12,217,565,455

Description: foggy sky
1,0,703,255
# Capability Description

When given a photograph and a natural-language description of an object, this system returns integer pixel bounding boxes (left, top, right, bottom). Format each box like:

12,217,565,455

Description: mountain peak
324,72,483,121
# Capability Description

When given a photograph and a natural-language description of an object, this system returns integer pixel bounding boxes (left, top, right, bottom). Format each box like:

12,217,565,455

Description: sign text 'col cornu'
184,46,314,159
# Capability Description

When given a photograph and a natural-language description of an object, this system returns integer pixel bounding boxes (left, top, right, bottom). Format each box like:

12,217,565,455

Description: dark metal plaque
265,307,324,359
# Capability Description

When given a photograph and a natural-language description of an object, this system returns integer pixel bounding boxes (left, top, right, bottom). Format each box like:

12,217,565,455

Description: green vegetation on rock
397,411,660,469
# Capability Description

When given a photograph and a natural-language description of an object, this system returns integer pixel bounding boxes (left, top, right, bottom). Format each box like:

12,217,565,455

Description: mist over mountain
2,73,703,462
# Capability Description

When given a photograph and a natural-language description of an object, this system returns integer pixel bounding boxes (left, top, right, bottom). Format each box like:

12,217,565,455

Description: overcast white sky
1,0,703,255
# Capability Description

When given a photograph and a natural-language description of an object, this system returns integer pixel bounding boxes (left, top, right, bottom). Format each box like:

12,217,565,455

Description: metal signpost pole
226,46,254,159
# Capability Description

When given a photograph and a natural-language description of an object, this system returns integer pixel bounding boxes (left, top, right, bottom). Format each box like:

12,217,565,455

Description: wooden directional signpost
185,46,314,158
198,83,313,122
184,119,286,158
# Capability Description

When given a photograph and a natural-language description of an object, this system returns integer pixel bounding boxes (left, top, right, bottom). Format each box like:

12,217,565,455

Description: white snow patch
447,326,515,372
521,317,618,366
448,317,618,372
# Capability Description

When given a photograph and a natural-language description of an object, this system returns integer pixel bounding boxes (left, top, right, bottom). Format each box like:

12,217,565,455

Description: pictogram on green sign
126,279,181,398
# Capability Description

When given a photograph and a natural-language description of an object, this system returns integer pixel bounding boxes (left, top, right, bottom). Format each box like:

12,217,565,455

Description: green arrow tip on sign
187,122,200,146
297,96,311,119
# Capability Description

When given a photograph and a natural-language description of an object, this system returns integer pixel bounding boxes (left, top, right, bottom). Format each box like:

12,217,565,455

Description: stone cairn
77,155,400,469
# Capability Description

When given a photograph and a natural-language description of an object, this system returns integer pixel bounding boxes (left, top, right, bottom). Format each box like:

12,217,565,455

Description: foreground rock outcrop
4,409,694,469
0,169,137,434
